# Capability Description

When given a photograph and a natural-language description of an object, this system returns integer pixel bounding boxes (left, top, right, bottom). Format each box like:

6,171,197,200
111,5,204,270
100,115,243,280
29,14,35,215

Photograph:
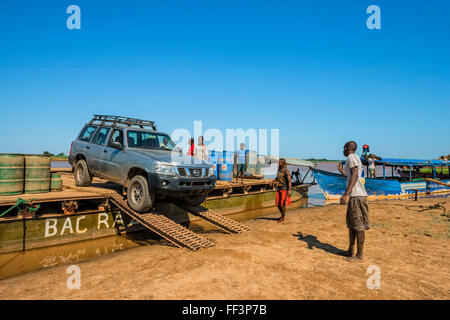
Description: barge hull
0,174,309,254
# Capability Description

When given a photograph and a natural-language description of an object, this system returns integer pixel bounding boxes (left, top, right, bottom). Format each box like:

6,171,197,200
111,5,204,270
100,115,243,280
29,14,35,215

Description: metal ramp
109,194,214,251
177,204,252,234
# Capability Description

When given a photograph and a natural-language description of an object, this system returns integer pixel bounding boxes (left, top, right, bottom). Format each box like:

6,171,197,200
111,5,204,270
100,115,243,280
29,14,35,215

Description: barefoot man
337,141,369,262
274,158,291,222
234,143,247,183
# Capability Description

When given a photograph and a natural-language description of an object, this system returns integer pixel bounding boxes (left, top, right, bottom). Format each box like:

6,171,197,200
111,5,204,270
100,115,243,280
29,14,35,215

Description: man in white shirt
193,136,208,161
337,141,369,262
234,143,247,183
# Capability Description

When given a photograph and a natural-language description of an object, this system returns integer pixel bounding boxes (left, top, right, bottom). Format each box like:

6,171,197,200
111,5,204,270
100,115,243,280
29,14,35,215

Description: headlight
154,164,176,176
208,167,215,177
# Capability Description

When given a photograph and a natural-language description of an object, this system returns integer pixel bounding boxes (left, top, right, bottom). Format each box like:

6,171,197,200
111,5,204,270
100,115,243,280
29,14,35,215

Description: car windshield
127,131,176,151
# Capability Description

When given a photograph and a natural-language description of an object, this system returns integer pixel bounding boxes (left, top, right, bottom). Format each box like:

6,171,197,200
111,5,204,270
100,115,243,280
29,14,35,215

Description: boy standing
337,141,369,262
234,143,247,183
274,158,291,223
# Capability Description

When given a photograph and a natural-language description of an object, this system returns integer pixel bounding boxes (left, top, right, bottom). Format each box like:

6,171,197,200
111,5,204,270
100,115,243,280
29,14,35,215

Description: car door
101,128,126,182
89,127,111,175
76,125,98,170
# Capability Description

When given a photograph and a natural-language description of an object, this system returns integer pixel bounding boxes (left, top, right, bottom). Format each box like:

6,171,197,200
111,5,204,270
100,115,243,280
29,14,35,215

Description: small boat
312,157,450,200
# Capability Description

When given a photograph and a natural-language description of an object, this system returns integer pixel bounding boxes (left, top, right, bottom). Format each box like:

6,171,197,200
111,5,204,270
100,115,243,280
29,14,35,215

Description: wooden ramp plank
177,204,251,234
108,194,214,251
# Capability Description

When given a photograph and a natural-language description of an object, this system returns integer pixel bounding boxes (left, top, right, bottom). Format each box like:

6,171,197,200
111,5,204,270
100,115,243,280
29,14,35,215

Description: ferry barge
0,172,311,254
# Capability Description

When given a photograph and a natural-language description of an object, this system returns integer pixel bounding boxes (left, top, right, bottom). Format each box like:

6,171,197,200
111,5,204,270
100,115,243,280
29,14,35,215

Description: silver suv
69,115,216,212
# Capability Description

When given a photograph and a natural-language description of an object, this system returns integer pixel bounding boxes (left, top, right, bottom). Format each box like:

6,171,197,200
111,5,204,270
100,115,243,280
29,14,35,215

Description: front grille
179,181,212,187
177,167,209,178
188,168,203,177
178,168,187,176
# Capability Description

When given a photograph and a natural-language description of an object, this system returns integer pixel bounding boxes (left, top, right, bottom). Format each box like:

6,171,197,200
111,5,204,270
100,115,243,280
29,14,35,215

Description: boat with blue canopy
312,156,450,200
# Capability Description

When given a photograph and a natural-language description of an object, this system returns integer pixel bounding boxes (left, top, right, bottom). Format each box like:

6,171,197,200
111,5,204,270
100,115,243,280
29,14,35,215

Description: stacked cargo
214,150,271,181
208,150,219,179
51,174,63,192
245,150,258,175
0,154,25,195
0,154,62,195
209,149,279,181
24,155,51,194
217,151,234,181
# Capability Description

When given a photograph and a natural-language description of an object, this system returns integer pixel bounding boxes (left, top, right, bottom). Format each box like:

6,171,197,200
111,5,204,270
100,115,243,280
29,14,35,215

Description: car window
127,131,176,150
79,126,97,142
93,127,110,145
157,135,175,150
110,129,124,145
127,131,138,147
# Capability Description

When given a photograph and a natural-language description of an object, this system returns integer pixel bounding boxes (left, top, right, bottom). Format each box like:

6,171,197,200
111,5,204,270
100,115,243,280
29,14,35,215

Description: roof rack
88,115,157,130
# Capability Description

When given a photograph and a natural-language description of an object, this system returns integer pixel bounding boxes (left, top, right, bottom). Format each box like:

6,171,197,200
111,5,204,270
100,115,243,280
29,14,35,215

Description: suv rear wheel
74,159,92,187
127,175,154,212
182,193,208,206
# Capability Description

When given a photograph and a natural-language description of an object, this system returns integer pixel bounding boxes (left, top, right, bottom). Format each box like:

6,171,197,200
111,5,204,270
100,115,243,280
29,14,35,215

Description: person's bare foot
345,256,365,262
278,217,285,223
340,250,353,257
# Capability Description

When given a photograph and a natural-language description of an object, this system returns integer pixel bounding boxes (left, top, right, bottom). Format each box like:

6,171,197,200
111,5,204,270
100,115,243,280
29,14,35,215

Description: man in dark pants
234,143,247,183
337,141,369,262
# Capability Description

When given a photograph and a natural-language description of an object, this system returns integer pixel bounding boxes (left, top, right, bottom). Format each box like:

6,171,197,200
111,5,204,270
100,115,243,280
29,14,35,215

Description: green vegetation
304,158,340,163
400,167,450,174
43,151,68,161
419,167,449,174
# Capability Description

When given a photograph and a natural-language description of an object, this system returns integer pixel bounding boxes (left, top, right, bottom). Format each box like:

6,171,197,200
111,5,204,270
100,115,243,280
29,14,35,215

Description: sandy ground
0,198,449,300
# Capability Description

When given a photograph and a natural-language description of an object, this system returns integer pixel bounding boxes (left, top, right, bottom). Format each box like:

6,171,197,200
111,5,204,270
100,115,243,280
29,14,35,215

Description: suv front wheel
74,159,92,187
127,175,154,212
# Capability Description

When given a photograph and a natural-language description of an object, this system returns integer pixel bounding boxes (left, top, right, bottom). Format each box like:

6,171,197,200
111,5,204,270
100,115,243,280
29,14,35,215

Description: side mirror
110,141,123,150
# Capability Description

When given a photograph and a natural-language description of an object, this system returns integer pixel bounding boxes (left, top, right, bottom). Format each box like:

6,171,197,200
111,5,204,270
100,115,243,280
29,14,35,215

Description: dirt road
0,198,449,299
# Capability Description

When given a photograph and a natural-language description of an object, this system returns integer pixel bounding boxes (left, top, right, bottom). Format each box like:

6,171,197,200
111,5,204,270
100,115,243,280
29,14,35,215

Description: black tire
183,193,208,206
74,159,92,187
127,175,154,212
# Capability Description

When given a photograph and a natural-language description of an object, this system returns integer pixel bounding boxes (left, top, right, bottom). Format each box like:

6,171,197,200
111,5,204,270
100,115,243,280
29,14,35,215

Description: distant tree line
43,151,66,157
304,158,340,162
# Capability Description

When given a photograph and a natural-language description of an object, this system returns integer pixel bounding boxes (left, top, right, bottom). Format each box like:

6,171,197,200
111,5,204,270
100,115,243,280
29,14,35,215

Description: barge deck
0,172,309,214
0,171,312,254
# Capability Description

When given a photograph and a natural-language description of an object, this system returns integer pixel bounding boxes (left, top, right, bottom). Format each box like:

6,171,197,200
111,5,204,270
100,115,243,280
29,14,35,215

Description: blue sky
1,0,449,160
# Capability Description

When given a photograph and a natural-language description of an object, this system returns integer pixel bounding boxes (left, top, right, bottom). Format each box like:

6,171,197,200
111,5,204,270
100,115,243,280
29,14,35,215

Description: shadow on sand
254,217,280,221
293,232,346,256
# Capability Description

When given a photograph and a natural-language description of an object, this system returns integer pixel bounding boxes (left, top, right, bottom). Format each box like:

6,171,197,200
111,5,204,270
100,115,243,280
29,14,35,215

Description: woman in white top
193,136,208,161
